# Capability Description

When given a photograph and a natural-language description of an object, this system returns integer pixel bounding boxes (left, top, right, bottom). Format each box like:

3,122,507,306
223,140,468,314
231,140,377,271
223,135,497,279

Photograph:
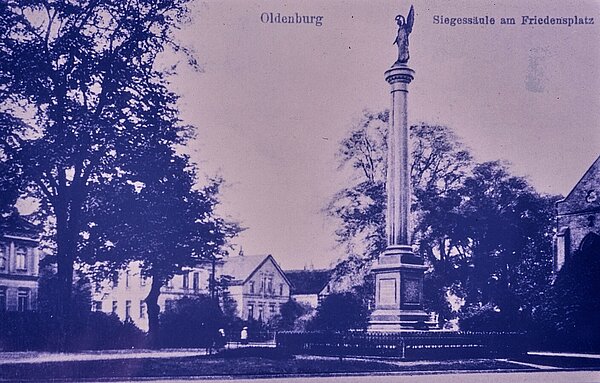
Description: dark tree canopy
159,296,225,348
307,292,370,332
269,299,310,331
535,241,600,351
0,0,197,315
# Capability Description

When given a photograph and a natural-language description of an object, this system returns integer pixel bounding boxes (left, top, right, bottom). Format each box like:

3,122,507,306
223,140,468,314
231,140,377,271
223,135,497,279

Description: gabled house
0,214,41,312
285,269,333,308
221,254,291,322
555,155,600,272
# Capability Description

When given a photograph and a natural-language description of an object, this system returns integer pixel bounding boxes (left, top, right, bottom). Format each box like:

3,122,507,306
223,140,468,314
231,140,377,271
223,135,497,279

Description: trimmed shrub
307,292,370,332
159,296,224,348
0,311,146,351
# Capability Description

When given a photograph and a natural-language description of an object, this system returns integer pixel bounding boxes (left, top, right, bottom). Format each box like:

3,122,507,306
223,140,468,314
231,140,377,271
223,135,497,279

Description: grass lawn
0,351,531,381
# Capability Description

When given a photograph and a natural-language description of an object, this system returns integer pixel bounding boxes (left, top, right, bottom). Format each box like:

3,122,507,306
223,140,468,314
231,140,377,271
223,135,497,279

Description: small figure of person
240,326,248,345
217,328,226,349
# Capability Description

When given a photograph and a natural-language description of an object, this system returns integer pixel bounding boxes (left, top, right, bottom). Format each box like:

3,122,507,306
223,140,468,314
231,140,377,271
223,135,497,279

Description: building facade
222,254,291,322
92,254,292,330
0,215,41,312
91,261,213,331
555,155,600,272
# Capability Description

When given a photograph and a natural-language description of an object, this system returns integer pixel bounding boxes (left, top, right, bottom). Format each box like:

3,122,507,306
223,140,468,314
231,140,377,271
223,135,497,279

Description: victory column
369,5,431,331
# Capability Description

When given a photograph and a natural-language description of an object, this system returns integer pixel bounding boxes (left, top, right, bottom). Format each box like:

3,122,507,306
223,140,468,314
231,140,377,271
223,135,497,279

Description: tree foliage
269,299,310,331
159,295,225,348
535,238,600,351
307,292,370,332
0,0,197,322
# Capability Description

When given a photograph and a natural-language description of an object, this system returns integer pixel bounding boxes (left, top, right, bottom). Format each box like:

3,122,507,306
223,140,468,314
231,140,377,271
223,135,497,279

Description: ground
0,347,599,382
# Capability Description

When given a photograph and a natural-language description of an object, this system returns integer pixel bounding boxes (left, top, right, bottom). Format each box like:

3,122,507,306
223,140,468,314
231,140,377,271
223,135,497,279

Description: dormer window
15,247,27,271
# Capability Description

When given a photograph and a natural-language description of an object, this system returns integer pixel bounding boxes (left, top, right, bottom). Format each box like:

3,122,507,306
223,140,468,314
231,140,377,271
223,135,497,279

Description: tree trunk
145,272,163,348
55,209,76,350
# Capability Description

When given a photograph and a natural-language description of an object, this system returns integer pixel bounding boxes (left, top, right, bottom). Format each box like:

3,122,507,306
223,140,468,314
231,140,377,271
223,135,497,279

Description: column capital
385,64,415,85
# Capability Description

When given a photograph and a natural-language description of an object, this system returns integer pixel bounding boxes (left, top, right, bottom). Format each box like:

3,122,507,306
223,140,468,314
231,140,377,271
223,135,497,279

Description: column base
369,245,434,331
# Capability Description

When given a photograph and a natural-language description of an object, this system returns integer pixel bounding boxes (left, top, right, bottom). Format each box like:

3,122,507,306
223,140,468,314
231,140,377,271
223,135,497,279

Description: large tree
0,0,195,322
327,111,473,290
456,161,559,328
81,162,238,344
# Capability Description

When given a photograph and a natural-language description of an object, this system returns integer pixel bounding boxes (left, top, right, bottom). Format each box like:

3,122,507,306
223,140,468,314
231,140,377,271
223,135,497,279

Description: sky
168,0,600,270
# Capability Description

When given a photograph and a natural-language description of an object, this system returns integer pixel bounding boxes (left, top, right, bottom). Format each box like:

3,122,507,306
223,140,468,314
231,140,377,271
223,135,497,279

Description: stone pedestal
368,63,431,332
369,246,429,331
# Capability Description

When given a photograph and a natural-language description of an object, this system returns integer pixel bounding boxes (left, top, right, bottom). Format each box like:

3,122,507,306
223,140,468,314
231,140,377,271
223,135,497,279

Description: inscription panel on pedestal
378,278,397,306
401,277,421,304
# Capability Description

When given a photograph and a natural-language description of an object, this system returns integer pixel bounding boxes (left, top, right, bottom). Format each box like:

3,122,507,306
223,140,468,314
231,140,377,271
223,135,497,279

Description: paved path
0,349,209,365
529,351,600,360
86,370,600,383
0,342,275,365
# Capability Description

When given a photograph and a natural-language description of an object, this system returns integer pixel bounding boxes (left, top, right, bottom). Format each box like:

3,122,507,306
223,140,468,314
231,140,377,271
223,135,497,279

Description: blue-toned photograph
0,1,598,382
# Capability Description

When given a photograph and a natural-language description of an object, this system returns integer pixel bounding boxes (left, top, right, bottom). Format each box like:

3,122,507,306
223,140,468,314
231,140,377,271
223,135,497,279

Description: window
279,284,284,296
125,300,132,320
260,277,265,293
267,277,273,294
93,301,103,312
140,275,147,287
193,272,199,291
269,304,276,316
0,287,6,311
258,305,264,321
166,278,173,288
247,304,254,320
17,289,29,312
16,247,27,270
139,300,146,319
125,270,130,288
112,300,118,314
0,245,6,270
113,275,119,288
182,273,189,289
249,281,255,294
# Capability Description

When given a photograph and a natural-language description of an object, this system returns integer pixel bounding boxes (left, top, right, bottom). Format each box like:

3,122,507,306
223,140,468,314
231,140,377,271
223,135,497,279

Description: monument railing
276,330,527,359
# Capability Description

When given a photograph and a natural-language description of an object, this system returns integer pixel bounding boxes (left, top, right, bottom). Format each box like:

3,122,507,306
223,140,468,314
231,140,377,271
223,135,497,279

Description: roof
557,155,600,215
221,254,291,286
285,269,332,295
0,212,39,240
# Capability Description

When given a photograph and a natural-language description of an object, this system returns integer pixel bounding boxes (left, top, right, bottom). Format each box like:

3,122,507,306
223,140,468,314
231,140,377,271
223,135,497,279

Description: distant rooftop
285,269,332,295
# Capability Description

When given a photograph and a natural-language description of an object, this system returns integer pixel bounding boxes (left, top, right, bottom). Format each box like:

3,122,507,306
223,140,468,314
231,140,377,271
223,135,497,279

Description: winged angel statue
393,5,414,64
